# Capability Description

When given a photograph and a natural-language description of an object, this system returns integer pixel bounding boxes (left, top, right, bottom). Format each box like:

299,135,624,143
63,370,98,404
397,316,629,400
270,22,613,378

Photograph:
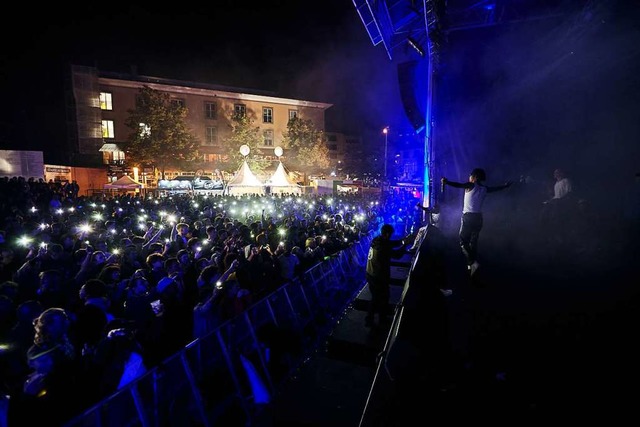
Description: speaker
397,61,425,132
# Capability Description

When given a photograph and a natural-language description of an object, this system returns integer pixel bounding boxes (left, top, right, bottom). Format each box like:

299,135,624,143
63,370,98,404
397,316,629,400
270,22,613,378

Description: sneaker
469,261,480,276
440,288,453,297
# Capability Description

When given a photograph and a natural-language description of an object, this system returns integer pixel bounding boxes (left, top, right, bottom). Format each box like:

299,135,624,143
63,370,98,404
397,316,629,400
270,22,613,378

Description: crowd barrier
64,233,373,427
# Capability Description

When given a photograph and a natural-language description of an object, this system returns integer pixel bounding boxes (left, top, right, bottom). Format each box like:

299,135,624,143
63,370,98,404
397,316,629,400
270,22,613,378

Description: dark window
205,102,216,119
263,130,274,146
205,126,218,145
263,107,273,123
234,104,246,116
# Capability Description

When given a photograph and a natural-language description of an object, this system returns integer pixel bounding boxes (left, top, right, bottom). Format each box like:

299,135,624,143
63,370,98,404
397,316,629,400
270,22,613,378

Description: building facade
66,65,333,185
324,132,364,178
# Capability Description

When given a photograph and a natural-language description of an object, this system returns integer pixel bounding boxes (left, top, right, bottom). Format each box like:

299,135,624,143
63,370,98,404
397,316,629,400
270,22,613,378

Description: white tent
104,175,144,191
225,160,265,195
266,161,301,194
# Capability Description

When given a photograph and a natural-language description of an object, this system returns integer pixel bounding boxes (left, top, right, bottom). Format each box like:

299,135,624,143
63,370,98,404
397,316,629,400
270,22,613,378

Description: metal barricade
64,233,373,427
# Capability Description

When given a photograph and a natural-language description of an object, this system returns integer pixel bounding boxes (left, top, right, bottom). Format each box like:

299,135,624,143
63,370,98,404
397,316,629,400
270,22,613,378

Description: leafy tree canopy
122,86,200,176
222,112,271,175
282,117,330,173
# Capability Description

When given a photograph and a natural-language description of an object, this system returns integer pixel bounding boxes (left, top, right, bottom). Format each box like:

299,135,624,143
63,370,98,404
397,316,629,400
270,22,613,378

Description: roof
99,143,122,152
267,162,300,187
226,161,264,187
98,72,333,110
104,175,144,189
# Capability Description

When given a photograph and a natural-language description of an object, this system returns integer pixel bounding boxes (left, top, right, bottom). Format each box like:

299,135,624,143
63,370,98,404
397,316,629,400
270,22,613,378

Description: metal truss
352,1,591,62
352,0,446,62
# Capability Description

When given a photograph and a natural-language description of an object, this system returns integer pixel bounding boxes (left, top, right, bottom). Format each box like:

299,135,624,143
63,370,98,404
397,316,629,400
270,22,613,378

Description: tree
122,86,200,178
221,112,271,175
282,117,330,175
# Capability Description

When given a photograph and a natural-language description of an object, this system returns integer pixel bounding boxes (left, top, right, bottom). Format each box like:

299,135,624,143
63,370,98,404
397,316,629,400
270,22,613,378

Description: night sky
435,0,640,209
0,0,400,156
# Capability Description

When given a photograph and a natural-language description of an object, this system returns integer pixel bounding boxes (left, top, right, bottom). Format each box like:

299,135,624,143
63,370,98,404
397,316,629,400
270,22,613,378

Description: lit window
263,130,274,147
205,126,218,145
234,104,246,116
263,107,273,123
288,110,298,120
100,92,113,110
205,102,216,119
102,120,115,139
113,150,125,162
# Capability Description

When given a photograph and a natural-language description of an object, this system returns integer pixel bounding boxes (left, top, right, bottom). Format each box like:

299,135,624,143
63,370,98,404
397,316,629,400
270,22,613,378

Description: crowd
0,175,426,425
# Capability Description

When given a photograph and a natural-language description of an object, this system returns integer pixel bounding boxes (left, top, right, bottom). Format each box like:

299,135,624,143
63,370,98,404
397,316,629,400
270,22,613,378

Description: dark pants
459,212,483,265
366,273,390,321
541,197,573,242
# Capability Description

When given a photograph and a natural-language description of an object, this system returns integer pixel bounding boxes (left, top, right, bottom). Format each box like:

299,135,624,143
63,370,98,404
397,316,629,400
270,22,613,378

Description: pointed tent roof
226,160,263,187
104,175,144,189
268,162,299,187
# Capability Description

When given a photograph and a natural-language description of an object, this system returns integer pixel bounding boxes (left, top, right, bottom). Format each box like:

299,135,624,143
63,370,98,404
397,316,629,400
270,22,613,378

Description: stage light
407,37,425,57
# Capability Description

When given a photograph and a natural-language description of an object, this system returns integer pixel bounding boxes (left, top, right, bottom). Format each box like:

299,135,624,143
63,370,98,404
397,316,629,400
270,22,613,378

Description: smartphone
150,299,163,315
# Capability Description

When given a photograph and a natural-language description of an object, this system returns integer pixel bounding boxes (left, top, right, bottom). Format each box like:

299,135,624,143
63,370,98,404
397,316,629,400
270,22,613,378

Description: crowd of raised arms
0,175,423,425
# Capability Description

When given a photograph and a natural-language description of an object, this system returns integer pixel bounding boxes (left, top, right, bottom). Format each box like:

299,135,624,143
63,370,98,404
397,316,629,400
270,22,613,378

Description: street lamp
382,127,389,178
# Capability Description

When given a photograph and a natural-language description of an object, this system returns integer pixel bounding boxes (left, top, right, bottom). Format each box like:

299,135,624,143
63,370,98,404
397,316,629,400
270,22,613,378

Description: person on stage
441,168,512,276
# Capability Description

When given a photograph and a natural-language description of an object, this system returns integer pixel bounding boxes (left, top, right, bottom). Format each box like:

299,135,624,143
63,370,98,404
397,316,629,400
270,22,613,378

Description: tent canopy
104,175,144,189
226,161,264,195
267,161,301,194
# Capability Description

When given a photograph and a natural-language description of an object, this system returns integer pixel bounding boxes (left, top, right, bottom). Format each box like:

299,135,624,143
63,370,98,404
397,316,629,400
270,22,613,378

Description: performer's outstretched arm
487,181,513,193
442,177,473,189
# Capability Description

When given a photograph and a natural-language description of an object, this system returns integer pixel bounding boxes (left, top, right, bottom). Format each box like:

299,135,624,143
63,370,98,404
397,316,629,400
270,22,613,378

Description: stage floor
254,223,640,425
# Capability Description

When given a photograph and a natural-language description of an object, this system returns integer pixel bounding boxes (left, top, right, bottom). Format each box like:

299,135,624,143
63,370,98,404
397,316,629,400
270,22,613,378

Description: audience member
0,177,385,425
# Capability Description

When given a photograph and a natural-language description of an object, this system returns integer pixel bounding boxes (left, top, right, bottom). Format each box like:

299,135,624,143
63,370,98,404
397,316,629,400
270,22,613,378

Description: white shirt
553,178,572,199
463,184,487,214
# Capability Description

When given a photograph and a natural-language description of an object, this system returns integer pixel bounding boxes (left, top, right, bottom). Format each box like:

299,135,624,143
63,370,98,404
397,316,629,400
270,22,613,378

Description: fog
277,0,639,272
436,1,639,196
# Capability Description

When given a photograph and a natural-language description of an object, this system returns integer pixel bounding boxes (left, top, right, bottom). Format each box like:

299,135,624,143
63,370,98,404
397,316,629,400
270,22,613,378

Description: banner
0,150,44,178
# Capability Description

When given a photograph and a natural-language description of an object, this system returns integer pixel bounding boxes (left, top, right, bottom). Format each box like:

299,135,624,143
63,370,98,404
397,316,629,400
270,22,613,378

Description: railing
64,233,372,427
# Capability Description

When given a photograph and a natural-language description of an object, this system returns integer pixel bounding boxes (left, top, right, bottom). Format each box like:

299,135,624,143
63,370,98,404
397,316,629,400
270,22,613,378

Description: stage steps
253,250,413,427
